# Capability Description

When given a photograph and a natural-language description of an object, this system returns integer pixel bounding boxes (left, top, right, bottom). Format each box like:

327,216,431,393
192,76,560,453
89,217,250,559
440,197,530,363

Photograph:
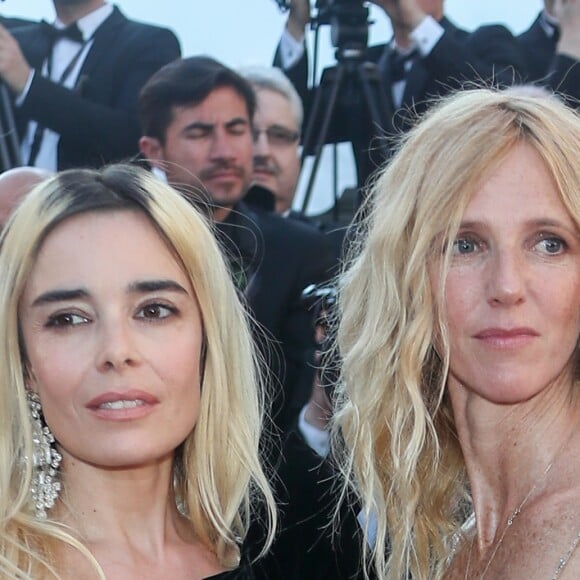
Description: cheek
25,332,84,397
158,330,203,390
443,271,480,339
169,140,204,169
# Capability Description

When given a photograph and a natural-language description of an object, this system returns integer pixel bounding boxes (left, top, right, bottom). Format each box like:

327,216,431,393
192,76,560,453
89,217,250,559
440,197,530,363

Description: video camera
273,0,370,52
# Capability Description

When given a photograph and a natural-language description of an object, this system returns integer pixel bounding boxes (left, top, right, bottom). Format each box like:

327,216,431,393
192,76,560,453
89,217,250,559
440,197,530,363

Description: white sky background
3,0,545,214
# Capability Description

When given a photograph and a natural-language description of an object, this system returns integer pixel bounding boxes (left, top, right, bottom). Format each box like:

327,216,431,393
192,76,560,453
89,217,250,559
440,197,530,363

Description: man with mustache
138,56,334,434
240,66,303,219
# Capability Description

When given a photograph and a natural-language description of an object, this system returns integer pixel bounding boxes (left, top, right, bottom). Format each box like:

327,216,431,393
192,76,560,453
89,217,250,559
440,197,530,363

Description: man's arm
273,0,310,121
11,20,180,166
546,0,580,106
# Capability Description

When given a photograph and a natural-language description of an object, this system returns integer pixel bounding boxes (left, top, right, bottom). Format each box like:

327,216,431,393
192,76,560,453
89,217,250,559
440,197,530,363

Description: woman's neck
450,377,580,546
56,452,189,549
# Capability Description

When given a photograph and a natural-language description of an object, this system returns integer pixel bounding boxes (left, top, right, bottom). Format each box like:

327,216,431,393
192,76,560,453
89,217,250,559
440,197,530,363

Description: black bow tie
40,20,84,44
389,49,418,82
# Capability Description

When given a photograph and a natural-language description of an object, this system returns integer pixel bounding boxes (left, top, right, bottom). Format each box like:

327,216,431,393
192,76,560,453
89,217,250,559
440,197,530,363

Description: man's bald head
0,167,53,226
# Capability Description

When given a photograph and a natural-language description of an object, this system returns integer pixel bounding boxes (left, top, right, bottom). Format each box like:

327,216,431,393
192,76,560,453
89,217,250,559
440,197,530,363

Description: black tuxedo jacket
276,18,524,182
0,16,34,30
248,430,369,579
217,199,334,433
517,14,558,83
518,14,579,108
13,6,180,169
548,54,580,108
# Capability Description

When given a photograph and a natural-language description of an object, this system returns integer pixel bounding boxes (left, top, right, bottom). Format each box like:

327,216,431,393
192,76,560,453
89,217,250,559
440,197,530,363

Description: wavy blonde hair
332,88,580,580
0,164,276,578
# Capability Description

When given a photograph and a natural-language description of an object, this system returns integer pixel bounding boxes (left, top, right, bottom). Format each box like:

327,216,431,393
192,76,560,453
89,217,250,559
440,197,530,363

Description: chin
252,176,275,190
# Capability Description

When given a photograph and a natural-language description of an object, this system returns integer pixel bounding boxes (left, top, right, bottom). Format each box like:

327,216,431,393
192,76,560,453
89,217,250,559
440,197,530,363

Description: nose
209,128,236,161
253,129,272,157
486,248,526,307
96,319,140,372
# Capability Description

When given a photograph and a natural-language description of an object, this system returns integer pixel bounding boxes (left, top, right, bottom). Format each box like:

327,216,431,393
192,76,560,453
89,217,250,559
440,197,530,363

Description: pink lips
86,390,159,421
473,327,539,349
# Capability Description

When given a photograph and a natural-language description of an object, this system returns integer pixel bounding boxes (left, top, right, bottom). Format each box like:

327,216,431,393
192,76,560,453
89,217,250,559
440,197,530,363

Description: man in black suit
275,0,525,186
138,56,334,434
518,0,580,108
0,0,180,170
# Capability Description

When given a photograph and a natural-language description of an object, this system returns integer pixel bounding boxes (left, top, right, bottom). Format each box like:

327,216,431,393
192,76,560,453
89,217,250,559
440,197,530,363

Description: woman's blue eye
536,236,565,255
452,237,478,255
136,304,175,320
46,313,89,327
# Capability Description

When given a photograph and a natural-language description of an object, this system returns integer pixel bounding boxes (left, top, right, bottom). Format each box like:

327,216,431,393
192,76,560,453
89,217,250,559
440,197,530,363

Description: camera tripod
299,46,394,217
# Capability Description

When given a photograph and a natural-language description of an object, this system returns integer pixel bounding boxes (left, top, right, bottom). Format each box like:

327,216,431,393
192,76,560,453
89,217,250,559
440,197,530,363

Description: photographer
0,0,180,170
274,0,525,184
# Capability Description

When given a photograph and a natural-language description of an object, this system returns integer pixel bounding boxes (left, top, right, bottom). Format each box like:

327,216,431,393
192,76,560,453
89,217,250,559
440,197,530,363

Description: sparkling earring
26,390,62,520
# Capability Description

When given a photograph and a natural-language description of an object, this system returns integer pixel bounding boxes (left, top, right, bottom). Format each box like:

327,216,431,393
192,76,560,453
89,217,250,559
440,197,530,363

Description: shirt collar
55,3,113,41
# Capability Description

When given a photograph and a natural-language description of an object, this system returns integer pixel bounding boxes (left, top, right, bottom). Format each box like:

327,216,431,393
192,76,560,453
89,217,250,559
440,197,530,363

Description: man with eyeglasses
239,66,304,219
138,56,334,435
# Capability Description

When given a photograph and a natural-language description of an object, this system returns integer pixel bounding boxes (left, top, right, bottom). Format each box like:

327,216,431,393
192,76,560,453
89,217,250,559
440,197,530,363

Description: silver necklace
464,427,579,580
552,530,580,580
464,460,555,580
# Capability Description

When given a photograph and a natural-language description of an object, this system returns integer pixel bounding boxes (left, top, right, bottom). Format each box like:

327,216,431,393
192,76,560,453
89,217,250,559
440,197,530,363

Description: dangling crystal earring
26,390,62,520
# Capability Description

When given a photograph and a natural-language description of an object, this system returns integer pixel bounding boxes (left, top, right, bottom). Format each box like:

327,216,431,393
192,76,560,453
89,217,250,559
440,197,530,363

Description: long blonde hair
332,88,580,579
0,164,276,578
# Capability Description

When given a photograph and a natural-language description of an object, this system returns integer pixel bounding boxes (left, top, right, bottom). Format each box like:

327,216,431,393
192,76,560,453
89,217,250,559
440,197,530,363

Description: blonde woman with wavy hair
0,164,276,578
333,88,580,579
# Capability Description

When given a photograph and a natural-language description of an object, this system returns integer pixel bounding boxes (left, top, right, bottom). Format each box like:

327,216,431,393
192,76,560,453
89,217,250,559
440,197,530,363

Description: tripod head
272,0,372,58
313,0,370,58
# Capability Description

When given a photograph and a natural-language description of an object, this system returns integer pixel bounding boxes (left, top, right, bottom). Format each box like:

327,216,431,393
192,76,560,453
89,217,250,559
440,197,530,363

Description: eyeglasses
253,125,300,147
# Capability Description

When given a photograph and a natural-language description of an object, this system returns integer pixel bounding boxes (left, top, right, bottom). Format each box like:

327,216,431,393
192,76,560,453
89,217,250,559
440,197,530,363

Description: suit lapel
402,17,456,106
76,6,126,84
402,59,430,106
235,202,264,301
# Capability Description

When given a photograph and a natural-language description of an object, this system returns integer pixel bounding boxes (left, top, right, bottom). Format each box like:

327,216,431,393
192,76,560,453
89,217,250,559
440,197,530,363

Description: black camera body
273,0,370,53
315,0,370,52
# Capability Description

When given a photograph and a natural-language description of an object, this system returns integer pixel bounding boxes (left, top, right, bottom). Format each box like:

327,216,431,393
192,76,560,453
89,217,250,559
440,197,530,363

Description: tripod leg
299,65,346,215
358,63,392,136
351,63,395,199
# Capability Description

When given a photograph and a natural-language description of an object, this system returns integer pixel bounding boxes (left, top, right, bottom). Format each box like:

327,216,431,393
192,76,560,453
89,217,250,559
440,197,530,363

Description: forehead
463,142,572,224
170,86,250,128
254,88,298,128
25,211,190,294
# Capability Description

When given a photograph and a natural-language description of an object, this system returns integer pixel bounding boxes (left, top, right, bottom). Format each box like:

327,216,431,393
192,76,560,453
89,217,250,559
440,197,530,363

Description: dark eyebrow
182,121,214,133
31,288,90,307
127,279,189,295
31,280,189,307
225,117,249,130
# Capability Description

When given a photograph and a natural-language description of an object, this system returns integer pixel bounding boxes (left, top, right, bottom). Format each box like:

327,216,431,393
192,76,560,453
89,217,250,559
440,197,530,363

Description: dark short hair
139,55,257,143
